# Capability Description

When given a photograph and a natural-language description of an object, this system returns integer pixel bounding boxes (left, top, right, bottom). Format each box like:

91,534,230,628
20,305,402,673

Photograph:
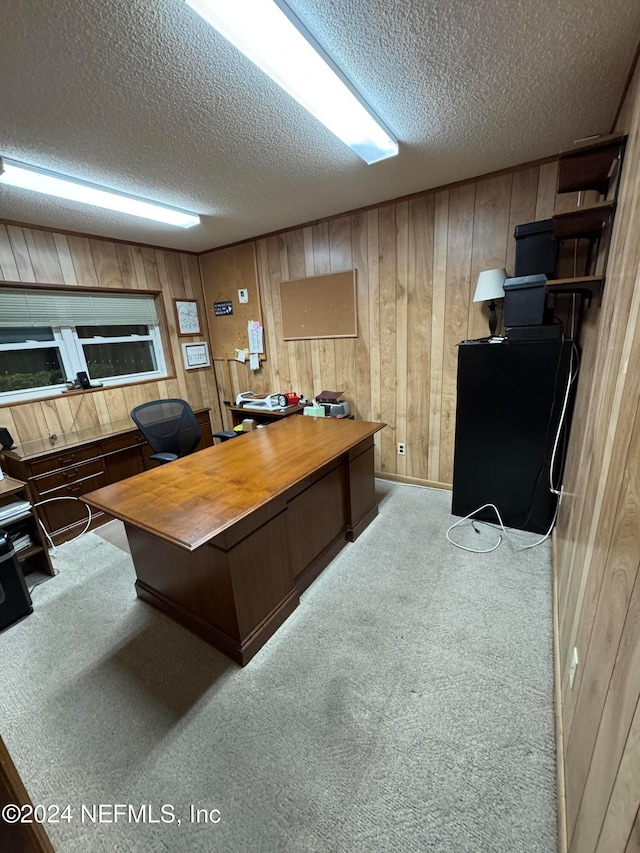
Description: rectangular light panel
186,0,398,164
0,158,201,228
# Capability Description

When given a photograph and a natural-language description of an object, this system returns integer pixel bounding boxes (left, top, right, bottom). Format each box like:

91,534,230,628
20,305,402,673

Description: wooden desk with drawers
84,416,385,665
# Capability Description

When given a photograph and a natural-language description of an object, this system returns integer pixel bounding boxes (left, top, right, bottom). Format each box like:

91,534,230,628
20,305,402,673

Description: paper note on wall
248,320,263,354
249,353,260,371
235,348,247,362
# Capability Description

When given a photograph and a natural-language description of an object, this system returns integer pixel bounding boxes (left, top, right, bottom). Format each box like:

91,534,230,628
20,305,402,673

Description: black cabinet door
451,339,575,533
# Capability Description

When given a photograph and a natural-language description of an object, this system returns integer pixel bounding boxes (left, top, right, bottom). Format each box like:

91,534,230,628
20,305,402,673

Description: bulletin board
199,243,265,360
279,270,357,340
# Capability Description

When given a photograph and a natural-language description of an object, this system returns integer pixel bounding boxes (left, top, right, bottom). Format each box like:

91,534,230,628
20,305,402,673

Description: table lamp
473,268,507,336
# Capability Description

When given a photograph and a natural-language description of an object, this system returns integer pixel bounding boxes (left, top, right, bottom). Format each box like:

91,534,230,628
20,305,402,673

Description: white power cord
32,496,93,557
549,342,580,495
22,497,92,595
446,501,559,554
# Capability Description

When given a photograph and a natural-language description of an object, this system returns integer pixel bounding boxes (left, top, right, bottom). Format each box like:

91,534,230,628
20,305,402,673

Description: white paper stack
0,500,31,524
9,531,32,552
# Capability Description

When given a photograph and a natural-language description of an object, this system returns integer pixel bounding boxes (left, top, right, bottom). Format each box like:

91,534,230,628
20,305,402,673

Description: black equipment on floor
451,338,576,534
0,530,33,632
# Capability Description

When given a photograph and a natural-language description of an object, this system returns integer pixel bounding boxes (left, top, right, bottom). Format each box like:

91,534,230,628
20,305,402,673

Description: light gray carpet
0,482,557,852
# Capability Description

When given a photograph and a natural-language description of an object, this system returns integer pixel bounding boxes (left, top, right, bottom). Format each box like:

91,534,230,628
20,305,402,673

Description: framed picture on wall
174,299,202,336
181,341,210,370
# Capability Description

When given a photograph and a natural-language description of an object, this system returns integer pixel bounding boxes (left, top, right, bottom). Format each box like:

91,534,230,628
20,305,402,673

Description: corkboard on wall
199,243,265,360
279,270,357,340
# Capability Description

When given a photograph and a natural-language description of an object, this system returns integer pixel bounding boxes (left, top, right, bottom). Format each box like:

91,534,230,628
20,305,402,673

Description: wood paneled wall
0,226,223,442
554,56,640,853
210,160,583,485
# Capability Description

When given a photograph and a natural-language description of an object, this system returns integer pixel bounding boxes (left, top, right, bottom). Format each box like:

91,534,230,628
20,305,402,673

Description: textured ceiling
1,0,639,252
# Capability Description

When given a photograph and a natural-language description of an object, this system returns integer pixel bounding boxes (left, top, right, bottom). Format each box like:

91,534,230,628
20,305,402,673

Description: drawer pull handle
63,468,79,479
60,455,75,465
68,484,82,493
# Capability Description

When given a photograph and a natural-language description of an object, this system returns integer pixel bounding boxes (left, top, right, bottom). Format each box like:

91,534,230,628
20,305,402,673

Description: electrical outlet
397,442,406,456
569,647,579,689
238,289,249,304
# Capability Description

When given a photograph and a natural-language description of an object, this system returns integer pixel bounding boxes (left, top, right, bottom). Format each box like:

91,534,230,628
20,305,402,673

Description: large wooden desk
85,416,385,665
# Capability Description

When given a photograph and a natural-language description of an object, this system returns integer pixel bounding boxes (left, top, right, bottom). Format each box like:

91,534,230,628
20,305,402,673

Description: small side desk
226,403,305,427
85,416,385,665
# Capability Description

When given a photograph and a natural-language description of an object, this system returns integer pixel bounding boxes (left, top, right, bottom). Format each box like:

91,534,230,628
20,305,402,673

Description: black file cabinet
451,339,576,534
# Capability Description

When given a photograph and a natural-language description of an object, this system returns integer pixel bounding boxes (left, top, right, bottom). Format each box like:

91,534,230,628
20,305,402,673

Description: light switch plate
238,289,249,304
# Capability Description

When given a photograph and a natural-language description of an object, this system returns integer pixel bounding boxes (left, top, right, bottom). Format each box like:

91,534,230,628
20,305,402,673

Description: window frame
0,283,175,406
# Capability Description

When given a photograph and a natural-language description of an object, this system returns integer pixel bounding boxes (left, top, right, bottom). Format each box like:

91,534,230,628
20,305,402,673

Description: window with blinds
0,289,167,402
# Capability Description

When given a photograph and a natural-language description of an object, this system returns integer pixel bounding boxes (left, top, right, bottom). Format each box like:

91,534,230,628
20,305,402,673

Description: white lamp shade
473,268,507,302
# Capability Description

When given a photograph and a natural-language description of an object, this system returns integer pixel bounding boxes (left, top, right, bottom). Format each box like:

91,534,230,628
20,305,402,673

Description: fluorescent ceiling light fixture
0,158,200,228
186,0,398,165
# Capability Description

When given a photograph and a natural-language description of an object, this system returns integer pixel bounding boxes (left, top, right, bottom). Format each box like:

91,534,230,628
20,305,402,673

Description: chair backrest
130,399,201,458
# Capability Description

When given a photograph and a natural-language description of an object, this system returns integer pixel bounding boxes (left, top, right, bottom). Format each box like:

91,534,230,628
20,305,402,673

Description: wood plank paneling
0,225,222,441
23,229,65,284
625,807,640,852
427,190,449,483
67,235,99,286
440,183,475,484
90,239,122,288
378,203,397,472
406,195,433,481
7,225,35,281
554,55,640,853
0,224,20,280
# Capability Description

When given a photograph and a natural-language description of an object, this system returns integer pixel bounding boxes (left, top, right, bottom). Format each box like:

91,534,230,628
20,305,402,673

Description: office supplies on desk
303,402,325,417
315,390,351,417
235,391,286,411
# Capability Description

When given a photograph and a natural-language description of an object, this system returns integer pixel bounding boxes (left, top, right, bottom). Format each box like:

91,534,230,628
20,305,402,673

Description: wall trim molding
375,472,452,491
0,218,199,256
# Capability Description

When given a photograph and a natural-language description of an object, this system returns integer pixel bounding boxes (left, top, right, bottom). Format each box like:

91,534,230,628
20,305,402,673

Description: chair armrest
213,431,239,441
150,452,179,463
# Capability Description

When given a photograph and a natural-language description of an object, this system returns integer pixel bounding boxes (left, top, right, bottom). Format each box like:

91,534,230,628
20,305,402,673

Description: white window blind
0,289,159,327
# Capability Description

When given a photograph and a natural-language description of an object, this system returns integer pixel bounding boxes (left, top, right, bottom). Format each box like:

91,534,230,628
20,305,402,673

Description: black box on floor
514,219,558,278
0,530,32,632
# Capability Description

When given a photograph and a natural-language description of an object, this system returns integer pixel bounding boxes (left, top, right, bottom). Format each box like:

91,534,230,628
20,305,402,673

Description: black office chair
131,399,201,464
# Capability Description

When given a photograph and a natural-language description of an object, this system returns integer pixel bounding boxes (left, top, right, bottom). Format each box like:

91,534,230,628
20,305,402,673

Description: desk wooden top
85,416,385,551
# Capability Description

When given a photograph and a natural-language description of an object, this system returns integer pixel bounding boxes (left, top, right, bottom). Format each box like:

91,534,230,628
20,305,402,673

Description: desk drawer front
34,458,106,494
30,446,98,476
100,431,146,455
38,471,109,533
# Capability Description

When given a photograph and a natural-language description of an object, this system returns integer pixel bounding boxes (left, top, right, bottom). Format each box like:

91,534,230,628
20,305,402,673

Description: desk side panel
223,507,296,639
126,524,240,640
347,439,378,540
287,463,348,590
